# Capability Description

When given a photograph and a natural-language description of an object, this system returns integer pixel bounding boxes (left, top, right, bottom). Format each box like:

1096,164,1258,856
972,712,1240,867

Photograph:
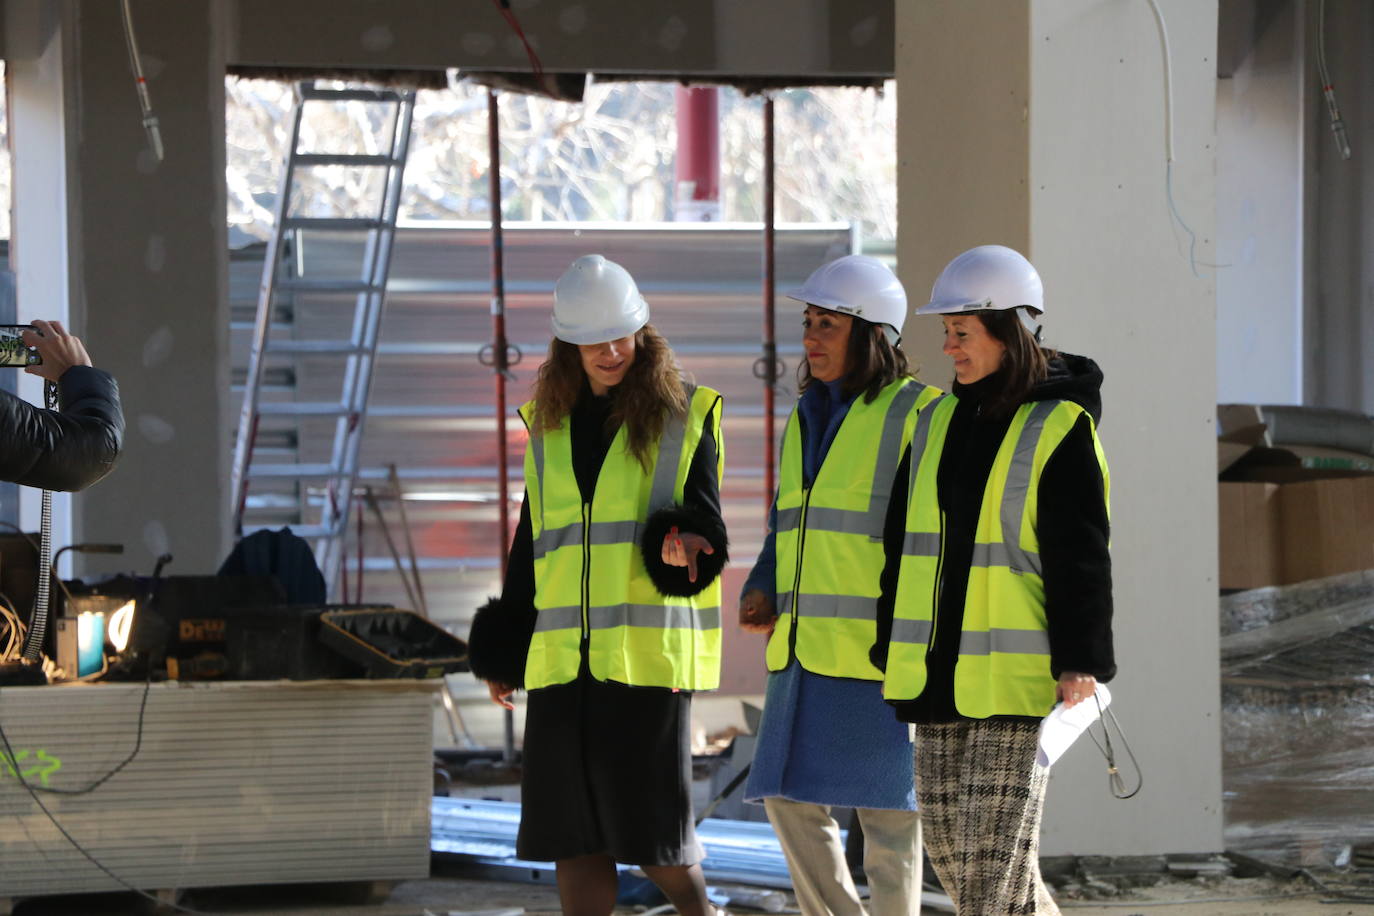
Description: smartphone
0,325,42,367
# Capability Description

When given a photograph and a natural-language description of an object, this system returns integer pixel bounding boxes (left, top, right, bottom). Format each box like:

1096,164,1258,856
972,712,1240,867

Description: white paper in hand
1036,683,1111,768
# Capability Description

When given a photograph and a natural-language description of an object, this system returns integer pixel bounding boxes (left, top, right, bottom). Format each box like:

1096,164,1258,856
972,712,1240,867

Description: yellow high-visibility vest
519,385,724,691
766,378,942,679
883,395,1110,717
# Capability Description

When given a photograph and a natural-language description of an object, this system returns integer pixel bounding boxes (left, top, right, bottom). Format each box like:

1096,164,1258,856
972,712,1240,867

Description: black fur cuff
639,503,729,598
467,596,534,688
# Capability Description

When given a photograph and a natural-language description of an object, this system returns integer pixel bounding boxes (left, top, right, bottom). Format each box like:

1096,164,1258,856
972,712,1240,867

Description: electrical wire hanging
120,0,165,162
489,0,546,82
1142,0,1203,279
0,682,208,916
19,381,59,663
1316,0,1353,160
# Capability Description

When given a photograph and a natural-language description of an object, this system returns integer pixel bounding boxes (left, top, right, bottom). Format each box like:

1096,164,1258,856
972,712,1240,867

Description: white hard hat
551,254,650,345
917,245,1044,339
785,255,907,344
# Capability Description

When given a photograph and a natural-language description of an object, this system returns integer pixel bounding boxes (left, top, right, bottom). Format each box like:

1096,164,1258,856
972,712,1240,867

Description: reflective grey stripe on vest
970,541,1041,572
588,603,722,631
533,605,583,632
902,531,941,557
863,382,925,528
999,400,1058,577
792,592,878,621
907,394,945,483
530,414,547,525
889,618,933,646
647,384,697,514
533,519,641,561
776,504,802,533
774,382,924,538
958,628,1051,656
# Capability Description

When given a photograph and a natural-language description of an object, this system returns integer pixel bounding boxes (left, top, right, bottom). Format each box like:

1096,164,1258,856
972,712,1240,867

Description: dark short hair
797,311,912,403
966,310,1054,417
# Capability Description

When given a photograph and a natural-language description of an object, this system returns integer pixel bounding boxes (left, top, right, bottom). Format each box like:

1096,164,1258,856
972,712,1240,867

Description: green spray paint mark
1,748,64,787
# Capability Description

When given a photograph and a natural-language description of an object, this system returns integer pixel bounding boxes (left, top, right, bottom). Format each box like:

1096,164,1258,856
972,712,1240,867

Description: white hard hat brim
916,298,1045,317
916,297,992,315
785,288,866,315
551,300,649,345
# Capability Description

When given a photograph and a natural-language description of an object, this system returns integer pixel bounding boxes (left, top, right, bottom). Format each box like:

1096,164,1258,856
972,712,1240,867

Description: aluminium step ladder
230,84,417,593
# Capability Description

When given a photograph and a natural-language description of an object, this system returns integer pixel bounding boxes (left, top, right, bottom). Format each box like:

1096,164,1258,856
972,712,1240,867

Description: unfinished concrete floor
8,872,1374,916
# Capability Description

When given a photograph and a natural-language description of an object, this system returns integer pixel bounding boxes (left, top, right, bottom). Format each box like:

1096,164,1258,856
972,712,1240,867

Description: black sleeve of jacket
467,491,537,687
1039,414,1115,681
0,367,124,491
869,445,911,672
640,400,728,597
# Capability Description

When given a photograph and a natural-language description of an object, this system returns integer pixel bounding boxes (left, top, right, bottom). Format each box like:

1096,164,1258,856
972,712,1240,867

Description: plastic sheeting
1221,568,1374,865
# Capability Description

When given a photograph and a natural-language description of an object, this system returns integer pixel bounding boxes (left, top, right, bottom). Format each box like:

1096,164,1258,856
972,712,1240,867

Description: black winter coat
873,354,1115,723
0,367,124,491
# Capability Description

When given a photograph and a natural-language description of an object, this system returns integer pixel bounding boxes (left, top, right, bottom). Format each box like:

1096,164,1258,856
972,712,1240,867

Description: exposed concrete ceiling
225,0,894,82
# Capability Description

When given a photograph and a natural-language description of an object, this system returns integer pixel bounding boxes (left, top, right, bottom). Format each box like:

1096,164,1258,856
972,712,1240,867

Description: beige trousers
764,796,924,916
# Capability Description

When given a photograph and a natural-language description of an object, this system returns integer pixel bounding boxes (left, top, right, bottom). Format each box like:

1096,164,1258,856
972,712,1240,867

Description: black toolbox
317,608,468,679
228,604,391,680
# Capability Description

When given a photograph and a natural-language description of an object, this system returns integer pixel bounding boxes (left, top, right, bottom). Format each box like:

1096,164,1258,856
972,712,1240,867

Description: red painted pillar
674,86,720,221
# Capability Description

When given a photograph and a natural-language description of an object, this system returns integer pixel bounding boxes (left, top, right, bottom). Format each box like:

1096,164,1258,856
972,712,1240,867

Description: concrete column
1216,1,1306,405
1308,0,1374,412
6,0,77,559
7,0,230,577
897,0,1222,854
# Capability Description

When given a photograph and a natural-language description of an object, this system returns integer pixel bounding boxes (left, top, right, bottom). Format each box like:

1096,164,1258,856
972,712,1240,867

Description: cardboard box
1219,482,1283,590
1278,476,1374,584
1219,473,1374,589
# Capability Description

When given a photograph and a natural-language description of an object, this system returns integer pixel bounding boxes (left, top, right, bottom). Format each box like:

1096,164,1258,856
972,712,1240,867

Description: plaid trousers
914,720,1060,915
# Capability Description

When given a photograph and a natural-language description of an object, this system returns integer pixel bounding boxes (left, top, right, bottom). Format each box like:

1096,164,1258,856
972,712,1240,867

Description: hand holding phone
15,320,93,382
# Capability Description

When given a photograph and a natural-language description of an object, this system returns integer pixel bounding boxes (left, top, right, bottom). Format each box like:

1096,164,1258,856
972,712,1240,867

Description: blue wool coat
742,380,916,811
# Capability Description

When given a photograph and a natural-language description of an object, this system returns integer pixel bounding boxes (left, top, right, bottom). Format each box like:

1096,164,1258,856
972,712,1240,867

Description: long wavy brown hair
797,313,913,403
531,324,689,471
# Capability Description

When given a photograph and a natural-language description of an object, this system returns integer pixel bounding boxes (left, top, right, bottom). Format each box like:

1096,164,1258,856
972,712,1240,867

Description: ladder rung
294,153,400,168
265,340,367,355
253,403,486,419
282,217,384,231
299,87,407,103
229,384,296,395
257,402,353,417
230,316,292,329
248,463,342,478
275,278,380,293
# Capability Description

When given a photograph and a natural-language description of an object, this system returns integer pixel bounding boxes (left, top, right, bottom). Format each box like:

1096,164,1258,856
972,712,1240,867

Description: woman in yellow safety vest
740,255,941,916
876,245,1115,915
468,255,727,916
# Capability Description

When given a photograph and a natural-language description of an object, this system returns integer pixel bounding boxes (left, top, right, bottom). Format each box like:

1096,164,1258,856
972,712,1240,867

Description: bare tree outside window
225,78,896,245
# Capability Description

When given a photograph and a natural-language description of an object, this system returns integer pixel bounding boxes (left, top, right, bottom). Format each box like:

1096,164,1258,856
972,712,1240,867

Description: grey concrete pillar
8,0,230,577
896,0,1223,854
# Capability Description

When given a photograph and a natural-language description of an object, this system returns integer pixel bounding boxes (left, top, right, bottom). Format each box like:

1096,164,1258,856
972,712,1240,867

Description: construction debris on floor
1220,567,1374,866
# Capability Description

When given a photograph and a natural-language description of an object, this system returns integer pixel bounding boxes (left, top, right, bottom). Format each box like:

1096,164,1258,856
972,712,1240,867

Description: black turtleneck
872,360,1115,724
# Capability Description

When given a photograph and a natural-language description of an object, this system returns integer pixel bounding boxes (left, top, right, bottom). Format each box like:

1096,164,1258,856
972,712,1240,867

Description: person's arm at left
1039,413,1114,709
0,320,123,491
641,399,728,596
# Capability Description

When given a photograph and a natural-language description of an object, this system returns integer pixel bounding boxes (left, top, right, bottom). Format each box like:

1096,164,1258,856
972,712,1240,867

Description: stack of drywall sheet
0,680,435,898
1221,569,1374,864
